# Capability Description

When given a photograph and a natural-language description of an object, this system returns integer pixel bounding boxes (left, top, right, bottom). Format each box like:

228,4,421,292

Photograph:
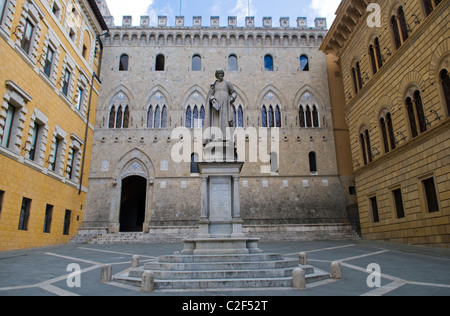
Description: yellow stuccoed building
321,0,450,248
0,0,108,250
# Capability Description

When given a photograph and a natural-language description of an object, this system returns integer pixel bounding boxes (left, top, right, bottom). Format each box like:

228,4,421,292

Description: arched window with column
391,6,409,50
405,88,427,138
359,126,373,165
147,92,168,129
298,92,320,128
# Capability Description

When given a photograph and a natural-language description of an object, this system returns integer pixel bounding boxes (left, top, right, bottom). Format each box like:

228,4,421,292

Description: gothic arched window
312,105,319,127
109,105,116,128
161,105,167,128
115,105,123,128
200,105,205,127
299,106,305,127
268,105,274,127
275,105,281,127
238,105,244,127
147,105,154,128
123,105,130,128
261,105,267,127
186,105,192,128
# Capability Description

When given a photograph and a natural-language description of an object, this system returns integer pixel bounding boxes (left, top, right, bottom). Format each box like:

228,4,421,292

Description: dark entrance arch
119,176,147,232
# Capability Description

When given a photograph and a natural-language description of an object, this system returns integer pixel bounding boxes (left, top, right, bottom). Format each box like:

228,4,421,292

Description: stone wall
80,17,357,239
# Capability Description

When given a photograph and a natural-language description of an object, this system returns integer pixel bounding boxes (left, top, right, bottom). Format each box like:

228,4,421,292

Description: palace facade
321,0,450,248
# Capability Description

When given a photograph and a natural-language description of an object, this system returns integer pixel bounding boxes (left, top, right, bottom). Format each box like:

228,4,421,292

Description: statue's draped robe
205,79,237,141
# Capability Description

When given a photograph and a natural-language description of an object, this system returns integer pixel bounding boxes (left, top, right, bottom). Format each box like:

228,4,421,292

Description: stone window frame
418,174,441,214
66,133,83,183
378,107,396,154
350,58,363,96
368,36,383,75
24,107,49,166
389,4,409,50
0,0,11,26
59,54,76,102
15,0,44,63
404,85,427,139
359,124,372,165
74,69,89,116
40,27,61,86
48,125,67,176
390,185,406,220
0,80,31,155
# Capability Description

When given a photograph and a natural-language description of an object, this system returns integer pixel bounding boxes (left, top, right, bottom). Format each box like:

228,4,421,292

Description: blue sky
105,0,342,28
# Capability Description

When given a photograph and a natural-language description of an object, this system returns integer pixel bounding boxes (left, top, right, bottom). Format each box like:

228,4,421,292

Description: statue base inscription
181,159,262,255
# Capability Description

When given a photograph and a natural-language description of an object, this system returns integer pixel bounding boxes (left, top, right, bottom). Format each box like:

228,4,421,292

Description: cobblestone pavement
1,240,450,298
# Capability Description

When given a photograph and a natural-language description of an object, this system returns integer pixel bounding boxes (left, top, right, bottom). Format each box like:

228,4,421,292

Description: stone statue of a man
205,69,237,139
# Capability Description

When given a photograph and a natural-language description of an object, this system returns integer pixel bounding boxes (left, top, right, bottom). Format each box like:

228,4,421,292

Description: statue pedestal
182,160,262,255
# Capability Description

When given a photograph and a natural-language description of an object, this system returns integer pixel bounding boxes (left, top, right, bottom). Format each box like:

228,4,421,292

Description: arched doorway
119,176,147,232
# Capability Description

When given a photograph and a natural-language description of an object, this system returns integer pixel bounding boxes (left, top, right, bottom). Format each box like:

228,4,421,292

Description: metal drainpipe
78,71,98,195
78,32,108,195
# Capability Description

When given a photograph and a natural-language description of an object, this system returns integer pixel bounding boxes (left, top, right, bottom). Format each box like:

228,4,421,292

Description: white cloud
309,0,341,26
106,0,154,26
228,0,257,19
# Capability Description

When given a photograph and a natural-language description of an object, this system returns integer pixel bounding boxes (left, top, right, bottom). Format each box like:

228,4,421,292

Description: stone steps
144,258,299,271
113,252,330,290
129,266,314,280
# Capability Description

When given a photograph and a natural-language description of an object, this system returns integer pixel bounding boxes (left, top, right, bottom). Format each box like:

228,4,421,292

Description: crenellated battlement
104,15,327,30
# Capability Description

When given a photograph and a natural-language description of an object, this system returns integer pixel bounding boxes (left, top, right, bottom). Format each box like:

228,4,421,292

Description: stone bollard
100,264,112,282
292,268,306,289
141,271,155,292
331,261,343,279
131,255,140,268
298,252,307,265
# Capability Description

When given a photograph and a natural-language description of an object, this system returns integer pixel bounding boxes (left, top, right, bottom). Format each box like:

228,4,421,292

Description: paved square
1,240,449,297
